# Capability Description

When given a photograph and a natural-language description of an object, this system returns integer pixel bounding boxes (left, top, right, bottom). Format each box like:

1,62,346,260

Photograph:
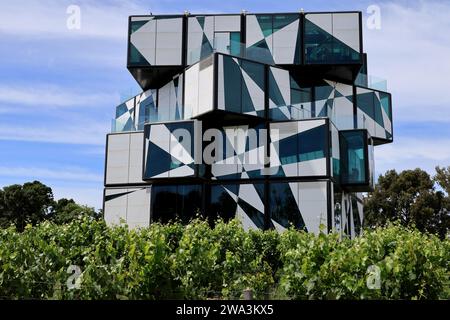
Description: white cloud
364,1,450,123
0,0,145,40
0,84,119,108
375,136,450,175
0,122,108,145
0,166,103,183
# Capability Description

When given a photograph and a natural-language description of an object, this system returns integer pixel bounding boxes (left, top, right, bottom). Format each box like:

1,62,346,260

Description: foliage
364,168,450,238
435,166,450,195
0,181,54,231
0,181,100,230
0,218,448,300
51,199,100,225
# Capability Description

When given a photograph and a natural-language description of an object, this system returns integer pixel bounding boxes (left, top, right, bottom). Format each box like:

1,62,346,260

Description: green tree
435,166,450,195
364,169,450,238
51,198,100,225
0,181,54,231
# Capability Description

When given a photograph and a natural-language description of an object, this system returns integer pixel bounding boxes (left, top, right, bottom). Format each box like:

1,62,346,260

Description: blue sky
1,0,449,209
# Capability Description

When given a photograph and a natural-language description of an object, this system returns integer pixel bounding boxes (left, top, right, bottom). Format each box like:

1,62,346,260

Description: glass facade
304,13,360,64
151,184,202,223
218,55,265,116
339,130,367,185
144,122,196,179
269,182,305,229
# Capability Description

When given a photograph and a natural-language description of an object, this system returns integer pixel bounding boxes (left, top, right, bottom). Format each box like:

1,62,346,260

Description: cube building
103,11,393,237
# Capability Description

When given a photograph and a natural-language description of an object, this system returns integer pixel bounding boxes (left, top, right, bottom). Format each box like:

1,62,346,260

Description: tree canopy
0,181,100,231
364,167,450,238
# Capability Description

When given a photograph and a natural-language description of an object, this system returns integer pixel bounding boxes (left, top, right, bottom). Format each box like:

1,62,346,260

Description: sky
0,0,449,209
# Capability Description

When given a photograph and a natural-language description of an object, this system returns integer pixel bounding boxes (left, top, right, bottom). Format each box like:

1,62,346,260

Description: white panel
155,18,182,65
298,181,328,234
332,13,360,52
241,68,265,111
281,162,298,177
238,184,264,213
270,67,290,107
158,81,172,121
104,188,128,226
217,55,225,110
298,158,327,176
298,119,326,133
245,15,265,47
149,124,171,155
204,16,215,44
214,15,240,32
128,133,144,183
333,97,354,130
272,19,299,64
306,13,332,34
270,121,298,142
236,204,258,231
106,134,130,185
184,64,200,117
130,19,156,65
187,17,203,62
381,107,392,135
126,188,151,229
197,59,214,115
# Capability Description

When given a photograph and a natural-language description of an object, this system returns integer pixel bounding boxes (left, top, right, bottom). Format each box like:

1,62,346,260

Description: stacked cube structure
104,11,393,237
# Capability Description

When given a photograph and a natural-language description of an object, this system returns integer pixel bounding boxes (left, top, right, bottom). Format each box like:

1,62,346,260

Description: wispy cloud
375,136,450,175
0,166,103,183
0,84,119,109
0,122,108,145
364,1,450,123
0,0,145,40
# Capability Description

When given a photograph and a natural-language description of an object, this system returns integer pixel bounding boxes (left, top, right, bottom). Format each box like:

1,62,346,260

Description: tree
0,181,54,231
435,166,450,195
364,168,450,238
51,198,100,225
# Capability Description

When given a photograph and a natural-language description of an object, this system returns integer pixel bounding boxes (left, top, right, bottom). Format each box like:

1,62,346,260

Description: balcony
339,129,374,191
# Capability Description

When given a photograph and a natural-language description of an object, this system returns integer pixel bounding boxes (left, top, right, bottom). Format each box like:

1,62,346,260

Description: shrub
0,217,448,300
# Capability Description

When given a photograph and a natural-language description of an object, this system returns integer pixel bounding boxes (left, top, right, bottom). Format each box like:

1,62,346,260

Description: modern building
103,11,393,237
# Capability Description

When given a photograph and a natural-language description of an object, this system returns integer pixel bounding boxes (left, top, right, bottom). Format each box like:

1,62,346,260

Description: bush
0,217,448,300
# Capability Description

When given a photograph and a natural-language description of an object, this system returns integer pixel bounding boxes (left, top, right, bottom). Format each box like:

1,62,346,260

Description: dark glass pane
332,38,360,63
269,182,305,229
179,184,202,222
351,196,361,235
151,185,178,223
380,92,391,118
240,60,265,113
137,95,156,130
273,14,298,32
304,19,333,64
116,103,128,118
230,32,241,56
222,55,242,113
340,131,366,184
278,134,298,165
256,15,272,37
209,184,238,222
298,124,327,161
152,184,202,224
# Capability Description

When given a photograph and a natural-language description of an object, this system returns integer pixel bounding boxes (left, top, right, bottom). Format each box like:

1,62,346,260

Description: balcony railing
188,38,275,66
355,73,388,92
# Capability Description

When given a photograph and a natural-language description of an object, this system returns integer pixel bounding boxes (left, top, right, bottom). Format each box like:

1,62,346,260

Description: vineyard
0,217,448,300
